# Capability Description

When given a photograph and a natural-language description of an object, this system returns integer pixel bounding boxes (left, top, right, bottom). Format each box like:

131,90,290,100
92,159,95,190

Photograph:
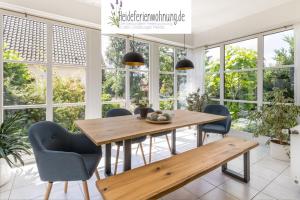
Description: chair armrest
69,133,102,155
36,150,90,181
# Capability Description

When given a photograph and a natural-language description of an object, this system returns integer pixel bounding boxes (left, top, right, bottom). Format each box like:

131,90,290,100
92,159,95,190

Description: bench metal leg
171,129,176,155
123,139,132,171
105,143,112,176
222,152,250,183
197,125,203,147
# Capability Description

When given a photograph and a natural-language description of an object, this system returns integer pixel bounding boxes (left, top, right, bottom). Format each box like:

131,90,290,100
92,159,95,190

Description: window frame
204,28,295,131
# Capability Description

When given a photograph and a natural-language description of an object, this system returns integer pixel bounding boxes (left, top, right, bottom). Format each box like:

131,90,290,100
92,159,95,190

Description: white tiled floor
1,128,300,200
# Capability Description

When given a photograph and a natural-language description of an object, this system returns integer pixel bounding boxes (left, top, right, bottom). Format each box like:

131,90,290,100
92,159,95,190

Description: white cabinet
291,125,300,185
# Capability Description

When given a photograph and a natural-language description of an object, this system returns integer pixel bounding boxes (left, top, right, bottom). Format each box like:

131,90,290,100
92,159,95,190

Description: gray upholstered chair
202,105,231,143
134,107,172,163
106,108,147,175
29,121,102,200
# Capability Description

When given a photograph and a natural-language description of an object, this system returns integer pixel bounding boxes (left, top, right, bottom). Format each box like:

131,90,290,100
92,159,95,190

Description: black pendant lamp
122,35,145,66
176,34,194,70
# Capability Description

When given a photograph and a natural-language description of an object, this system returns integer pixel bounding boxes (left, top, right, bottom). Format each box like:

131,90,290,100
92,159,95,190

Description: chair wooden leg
95,169,100,180
64,181,68,193
202,132,207,144
82,181,90,200
135,143,140,154
45,182,53,200
149,136,153,163
165,135,172,153
139,143,147,165
114,145,120,175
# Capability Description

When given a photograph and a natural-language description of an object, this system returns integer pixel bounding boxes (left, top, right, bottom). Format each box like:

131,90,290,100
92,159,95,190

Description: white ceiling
192,0,294,33
2,0,299,47
75,0,294,33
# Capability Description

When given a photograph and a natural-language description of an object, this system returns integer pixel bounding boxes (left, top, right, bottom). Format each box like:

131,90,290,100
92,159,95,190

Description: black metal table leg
197,125,203,147
105,143,112,176
171,129,177,155
222,151,250,183
123,139,132,171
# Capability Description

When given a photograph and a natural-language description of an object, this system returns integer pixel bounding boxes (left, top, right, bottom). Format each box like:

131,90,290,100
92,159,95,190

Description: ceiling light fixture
122,35,145,66
175,34,194,70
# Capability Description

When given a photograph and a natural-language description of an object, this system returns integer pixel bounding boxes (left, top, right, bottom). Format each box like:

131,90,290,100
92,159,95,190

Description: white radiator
291,125,300,185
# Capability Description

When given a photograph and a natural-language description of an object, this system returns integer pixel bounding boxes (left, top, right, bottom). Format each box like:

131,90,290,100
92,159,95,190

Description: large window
101,36,149,117
2,14,87,132
159,46,188,110
205,47,220,99
263,30,294,101
204,29,295,132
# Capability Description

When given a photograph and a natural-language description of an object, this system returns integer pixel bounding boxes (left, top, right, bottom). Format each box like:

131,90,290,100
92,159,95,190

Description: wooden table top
75,110,226,146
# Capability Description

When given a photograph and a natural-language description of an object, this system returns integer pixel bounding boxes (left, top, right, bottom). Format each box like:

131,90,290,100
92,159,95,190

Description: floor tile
9,182,46,200
0,172,15,193
199,188,238,200
162,187,198,200
202,168,229,186
252,192,277,200
184,178,215,197
0,190,10,200
219,179,260,200
262,180,300,200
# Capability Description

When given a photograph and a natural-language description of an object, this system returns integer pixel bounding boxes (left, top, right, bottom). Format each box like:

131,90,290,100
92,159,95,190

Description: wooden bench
96,137,258,200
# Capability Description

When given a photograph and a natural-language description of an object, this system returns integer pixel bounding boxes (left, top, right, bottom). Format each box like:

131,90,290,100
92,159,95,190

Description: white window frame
204,27,296,111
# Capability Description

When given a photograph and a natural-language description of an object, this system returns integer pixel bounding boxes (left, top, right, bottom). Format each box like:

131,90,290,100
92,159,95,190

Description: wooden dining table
75,110,226,176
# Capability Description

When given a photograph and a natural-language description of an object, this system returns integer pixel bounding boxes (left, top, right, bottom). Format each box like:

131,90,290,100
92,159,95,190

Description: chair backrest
133,107,155,115
29,121,70,153
203,104,231,132
106,108,132,118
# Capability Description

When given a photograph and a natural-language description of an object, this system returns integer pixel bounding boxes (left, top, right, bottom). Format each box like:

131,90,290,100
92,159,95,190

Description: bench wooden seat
96,137,258,200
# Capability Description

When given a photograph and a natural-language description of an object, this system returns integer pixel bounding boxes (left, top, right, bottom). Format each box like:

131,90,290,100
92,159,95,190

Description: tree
3,44,85,133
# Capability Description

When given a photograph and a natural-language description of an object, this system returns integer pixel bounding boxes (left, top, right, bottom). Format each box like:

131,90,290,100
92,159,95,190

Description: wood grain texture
96,137,258,200
75,110,226,146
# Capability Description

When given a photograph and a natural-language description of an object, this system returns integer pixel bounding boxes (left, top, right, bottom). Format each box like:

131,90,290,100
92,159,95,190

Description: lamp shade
122,51,145,66
175,58,194,70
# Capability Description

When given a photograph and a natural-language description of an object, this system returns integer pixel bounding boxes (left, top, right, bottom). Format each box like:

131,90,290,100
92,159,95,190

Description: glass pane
177,75,188,98
129,40,149,70
102,70,125,101
264,30,294,67
205,47,220,73
263,68,294,101
159,74,174,99
130,71,149,99
224,102,257,132
160,100,174,110
207,100,220,105
177,99,187,110
3,15,47,62
53,25,86,65
102,36,126,68
102,102,125,118
159,47,174,72
205,73,220,98
53,67,86,103
225,38,257,70
224,71,257,101
4,62,46,105
4,108,46,134
53,106,85,132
